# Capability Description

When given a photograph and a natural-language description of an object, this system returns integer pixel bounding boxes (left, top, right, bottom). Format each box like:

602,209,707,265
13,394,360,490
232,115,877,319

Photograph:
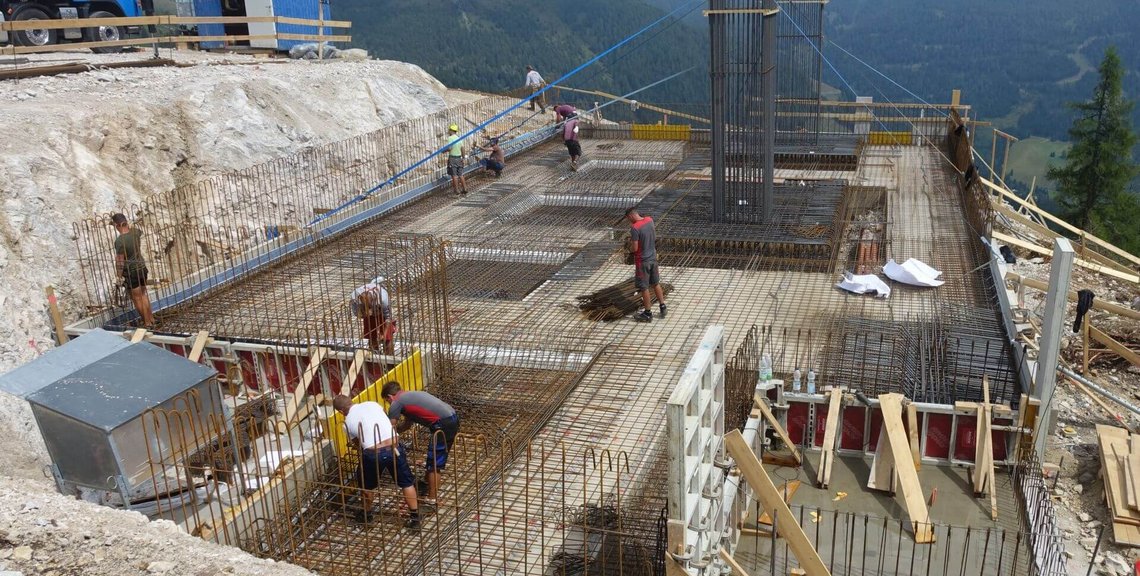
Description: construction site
3,1,1140,576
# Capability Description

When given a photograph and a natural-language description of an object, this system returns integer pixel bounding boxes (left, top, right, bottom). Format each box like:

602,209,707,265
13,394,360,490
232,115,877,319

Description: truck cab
1,0,153,51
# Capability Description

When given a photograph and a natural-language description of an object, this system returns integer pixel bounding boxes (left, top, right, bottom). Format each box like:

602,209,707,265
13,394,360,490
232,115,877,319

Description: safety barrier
1,15,350,55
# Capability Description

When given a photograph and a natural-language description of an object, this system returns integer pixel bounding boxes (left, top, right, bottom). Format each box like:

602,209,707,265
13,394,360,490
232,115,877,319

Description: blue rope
829,41,949,118
309,0,704,227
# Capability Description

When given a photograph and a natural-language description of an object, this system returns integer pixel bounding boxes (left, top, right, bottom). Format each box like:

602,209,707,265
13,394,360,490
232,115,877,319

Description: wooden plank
867,426,896,493
1096,425,1140,526
954,401,1012,415
1,15,164,30
973,376,992,492
725,430,831,576
1007,272,1140,321
168,15,278,25
758,480,802,525
277,347,329,434
906,402,921,471
44,286,69,346
276,33,352,42
339,349,367,397
817,389,842,487
754,394,802,465
719,548,751,576
664,554,690,576
187,331,210,363
129,328,148,343
275,16,352,27
1124,455,1138,510
991,231,1140,283
1090,326,1140,368
993,202,1136,275
878,394,935,543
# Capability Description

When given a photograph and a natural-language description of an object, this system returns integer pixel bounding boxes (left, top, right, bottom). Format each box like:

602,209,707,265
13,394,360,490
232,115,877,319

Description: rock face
0,51,476,575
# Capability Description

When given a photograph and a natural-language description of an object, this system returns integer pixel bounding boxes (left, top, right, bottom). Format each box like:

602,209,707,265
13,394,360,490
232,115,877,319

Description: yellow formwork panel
867,131,913,145
631,124,692,141
328,349,425,456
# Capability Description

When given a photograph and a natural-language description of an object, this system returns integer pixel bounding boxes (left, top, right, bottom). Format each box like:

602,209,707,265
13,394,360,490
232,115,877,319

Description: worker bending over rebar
382,382,460,506
350,277,395,357
334,395,420,529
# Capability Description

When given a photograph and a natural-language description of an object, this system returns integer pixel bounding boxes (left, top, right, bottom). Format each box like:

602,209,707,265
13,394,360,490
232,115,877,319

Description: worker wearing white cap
351,276,395,356
446,124,468,195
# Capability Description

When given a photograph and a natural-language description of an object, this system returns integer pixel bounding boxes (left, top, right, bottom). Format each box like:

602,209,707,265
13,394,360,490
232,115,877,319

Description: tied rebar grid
73,95,549,321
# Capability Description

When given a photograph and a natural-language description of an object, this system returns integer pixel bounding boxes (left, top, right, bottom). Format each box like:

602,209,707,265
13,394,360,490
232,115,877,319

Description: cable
829,40,949,119
308,0,705,228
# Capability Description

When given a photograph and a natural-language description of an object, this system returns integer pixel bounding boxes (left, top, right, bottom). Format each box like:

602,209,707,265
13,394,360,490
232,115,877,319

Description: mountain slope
338,0,709,113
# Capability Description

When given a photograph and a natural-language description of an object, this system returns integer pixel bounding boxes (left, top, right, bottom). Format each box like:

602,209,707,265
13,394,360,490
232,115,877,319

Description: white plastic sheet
836,273,891,298
884,258,944,287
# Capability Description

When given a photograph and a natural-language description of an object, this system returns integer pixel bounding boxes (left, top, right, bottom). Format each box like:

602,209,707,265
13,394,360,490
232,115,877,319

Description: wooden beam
1131,437,1140,510
817,389,842,487
991,231,1139,283
867,427,896,493
339,349,367,397
906,402,921,471
129,328,148,343
754,394,802,466
1007,272,1140,321
187,331,210,363
878,394,935,543
758,480,802,525
724,430,831,576
703,8,780,16
277,347,329,434
1090,326,1140,368
993,202,1136,275
44,286,69,346
719,548,751,576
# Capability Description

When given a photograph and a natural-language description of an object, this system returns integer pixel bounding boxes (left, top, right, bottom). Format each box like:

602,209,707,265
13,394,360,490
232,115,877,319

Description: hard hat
449,124,459,132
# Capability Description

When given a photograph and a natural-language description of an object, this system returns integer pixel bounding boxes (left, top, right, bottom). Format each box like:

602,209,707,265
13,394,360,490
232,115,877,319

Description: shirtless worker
626,207,668,322
382,382,460,505
477,137,505,177
111,213,155,328
350,277,395,356
334,395,420,529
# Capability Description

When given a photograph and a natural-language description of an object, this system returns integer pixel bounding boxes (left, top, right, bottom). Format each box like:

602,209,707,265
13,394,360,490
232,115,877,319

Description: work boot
635,309,652,322
659,303,668,318
571,160,578,171
404,514,421,530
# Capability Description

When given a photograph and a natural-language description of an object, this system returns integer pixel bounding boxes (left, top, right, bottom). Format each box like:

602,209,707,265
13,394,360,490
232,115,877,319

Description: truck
1,0,155,52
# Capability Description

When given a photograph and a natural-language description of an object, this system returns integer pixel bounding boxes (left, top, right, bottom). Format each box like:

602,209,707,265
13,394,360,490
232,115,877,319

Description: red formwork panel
813,402,830,446
786,402,810,445
236,350,259,391
324,358,344,396
280,354,303,393
905,411,924,449
208,350,226,376
954,414,978,462
867,408,883,452
167,344,187,358
259,352,282,391
839,406,866,451
924,413,953,460
992,417,1010,460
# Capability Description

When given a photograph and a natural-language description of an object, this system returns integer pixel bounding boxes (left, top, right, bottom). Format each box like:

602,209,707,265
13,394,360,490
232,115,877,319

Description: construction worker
625,207,667,322
524,65,547,113
350,277,395,356
333,395,420,529
446,124,468,195
382,381,460,506
554,105,582,171
476,137,505,177
111,212,155,328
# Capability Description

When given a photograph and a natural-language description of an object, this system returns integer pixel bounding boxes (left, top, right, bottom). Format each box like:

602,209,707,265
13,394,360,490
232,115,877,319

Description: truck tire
87,11,125,54
11,6,57,48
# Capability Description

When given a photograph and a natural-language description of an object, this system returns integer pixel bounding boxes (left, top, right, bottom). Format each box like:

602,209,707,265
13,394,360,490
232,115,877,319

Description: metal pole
760,0,777,223
709,1,725,223
1033,238,1074,459
1059,365,1140,417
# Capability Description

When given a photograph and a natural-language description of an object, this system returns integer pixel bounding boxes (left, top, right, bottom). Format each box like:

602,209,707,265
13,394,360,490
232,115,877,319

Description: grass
1002,136,1070,191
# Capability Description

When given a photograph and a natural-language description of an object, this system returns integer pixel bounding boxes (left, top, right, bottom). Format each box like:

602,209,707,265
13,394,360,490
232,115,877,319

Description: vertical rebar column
760,0,777,223
709,0,727,223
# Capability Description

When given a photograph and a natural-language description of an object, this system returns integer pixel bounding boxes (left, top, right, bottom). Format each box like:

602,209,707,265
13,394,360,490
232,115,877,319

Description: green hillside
337,0,709,114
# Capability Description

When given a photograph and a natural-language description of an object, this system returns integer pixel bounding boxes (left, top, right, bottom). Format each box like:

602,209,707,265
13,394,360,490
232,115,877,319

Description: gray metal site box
24,340,220,497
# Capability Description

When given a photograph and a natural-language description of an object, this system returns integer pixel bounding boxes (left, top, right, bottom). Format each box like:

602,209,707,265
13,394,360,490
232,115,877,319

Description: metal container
3,331,221,502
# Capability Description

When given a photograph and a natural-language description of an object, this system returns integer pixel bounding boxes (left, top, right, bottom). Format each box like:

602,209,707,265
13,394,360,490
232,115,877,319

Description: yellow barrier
867,131,913,145
327,349,425,456
631,124,692,141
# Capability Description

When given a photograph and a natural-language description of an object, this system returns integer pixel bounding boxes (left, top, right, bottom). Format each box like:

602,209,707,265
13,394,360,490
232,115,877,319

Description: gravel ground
0,49,481,575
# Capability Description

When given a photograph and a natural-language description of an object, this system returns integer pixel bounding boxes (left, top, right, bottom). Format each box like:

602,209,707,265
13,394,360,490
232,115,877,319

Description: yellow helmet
449,124,459,132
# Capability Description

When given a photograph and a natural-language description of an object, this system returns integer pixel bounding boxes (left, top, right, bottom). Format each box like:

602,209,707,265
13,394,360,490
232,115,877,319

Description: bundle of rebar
576,279,674,321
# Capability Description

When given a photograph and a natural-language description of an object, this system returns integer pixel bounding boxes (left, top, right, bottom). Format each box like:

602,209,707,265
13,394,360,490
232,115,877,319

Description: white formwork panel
667,325,726,568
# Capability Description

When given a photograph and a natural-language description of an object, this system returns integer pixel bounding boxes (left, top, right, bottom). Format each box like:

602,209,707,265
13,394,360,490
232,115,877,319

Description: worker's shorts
447,156,464,176
565,140,582,158
426,413,460,472
359,444,415,490
481,159,504,175
362,315,395,351
634,260,660,290
123,267,148,291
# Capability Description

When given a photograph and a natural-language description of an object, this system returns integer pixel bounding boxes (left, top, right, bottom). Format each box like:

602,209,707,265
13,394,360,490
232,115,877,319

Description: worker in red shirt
626,207,667,322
